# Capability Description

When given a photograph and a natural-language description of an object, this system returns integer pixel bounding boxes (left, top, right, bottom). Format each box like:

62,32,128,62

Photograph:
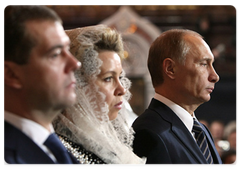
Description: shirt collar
154,93,195,134
4,110,54,146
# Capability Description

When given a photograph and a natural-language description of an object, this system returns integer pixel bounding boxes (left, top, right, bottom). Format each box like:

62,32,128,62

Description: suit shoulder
133,128,171,163
133,129,159,152
132,108,170,133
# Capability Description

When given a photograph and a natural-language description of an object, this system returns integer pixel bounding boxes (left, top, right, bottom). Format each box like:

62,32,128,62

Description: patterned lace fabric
53,25,145,164
58,134,105,164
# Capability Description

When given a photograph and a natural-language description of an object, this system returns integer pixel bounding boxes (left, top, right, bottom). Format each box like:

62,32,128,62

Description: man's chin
57,95,77,110
201,95,211,103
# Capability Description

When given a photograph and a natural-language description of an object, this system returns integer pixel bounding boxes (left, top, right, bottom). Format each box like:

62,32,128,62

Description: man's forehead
26,20,68,43
25,20,52,31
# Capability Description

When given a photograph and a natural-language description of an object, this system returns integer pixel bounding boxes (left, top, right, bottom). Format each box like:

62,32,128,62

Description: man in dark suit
4,6,81,164
132,29,222,164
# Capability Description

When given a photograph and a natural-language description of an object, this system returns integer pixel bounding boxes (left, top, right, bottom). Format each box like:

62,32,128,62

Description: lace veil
53,25,145,164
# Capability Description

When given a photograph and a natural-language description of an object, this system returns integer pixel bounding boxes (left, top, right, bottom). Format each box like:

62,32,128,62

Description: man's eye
51,53,59,58
200,63,208,67
51,49,61,58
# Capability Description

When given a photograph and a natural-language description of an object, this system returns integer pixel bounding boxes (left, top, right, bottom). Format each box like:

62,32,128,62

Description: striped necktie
192,118,213,164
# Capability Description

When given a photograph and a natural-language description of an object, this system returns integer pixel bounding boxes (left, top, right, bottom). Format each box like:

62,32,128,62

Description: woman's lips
114,101,123,109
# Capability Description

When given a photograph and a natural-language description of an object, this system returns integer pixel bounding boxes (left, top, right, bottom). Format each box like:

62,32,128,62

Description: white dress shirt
154,93,197,138
4,110,57,162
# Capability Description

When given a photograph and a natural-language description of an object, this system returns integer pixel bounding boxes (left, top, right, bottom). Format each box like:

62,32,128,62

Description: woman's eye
104,77,113,82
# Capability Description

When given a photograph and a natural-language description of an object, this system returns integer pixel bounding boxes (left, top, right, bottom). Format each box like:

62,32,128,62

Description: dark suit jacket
4,121,78,164
132,98,222,164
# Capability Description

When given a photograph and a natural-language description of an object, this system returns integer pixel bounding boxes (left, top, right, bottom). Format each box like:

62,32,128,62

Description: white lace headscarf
53,25,145,164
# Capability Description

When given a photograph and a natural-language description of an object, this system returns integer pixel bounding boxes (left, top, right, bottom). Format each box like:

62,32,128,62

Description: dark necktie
44,133,72,164
192,118,213,164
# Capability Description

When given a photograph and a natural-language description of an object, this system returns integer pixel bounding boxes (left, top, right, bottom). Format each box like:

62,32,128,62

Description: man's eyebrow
44,44,66,55
200,57,214,63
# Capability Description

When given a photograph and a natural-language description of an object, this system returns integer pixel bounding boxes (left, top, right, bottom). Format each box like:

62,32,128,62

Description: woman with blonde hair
53,25,145,164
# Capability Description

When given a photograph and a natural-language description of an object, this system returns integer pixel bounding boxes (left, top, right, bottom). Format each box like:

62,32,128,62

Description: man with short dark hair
132,29,222,164
4,6,80,163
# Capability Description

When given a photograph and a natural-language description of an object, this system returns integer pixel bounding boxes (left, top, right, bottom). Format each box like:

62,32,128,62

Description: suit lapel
149,99,207,163
5,121,54,164
171,117,207,163
5,121,79,164
16,138,55,163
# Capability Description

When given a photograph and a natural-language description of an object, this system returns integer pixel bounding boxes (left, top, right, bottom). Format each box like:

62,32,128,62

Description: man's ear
4,61,23,89
162,58,176,80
